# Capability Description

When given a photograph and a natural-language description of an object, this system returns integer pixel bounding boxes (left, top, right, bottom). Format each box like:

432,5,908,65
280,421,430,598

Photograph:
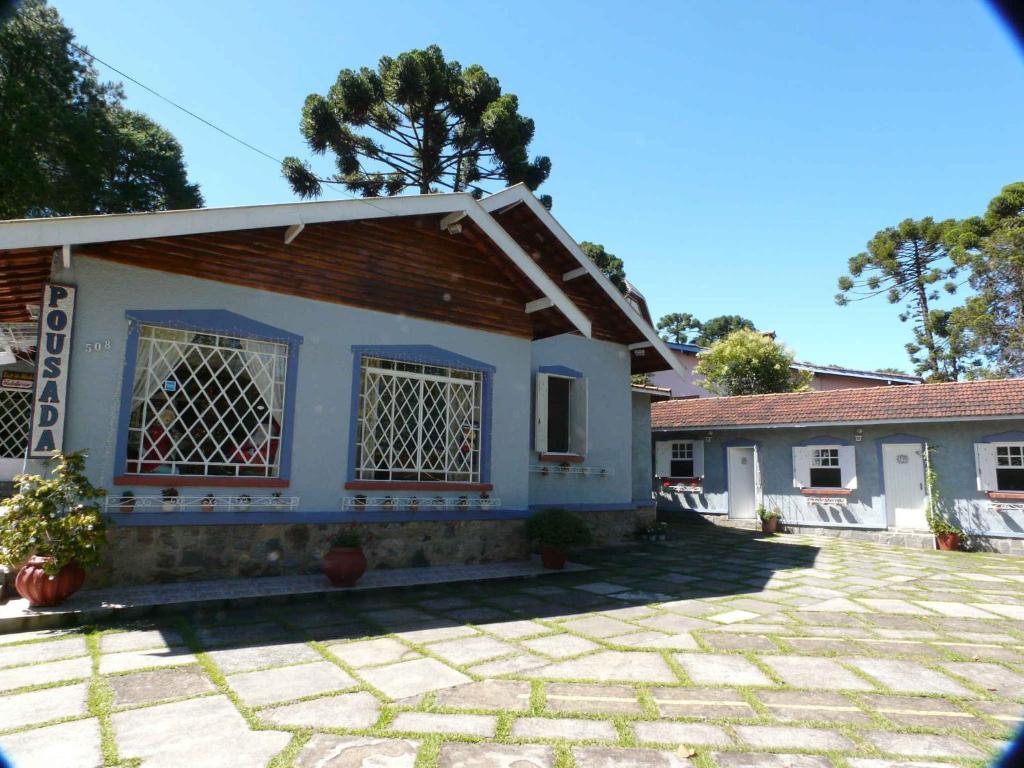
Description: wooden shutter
792,446,811,488
975,443,997,491
693,440,705,477
534,373,549,453
570,378,588,456
655,441,672,477
839,445,858,490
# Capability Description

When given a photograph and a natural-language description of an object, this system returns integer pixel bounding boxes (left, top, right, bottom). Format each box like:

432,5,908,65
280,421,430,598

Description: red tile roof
651,379,1024,430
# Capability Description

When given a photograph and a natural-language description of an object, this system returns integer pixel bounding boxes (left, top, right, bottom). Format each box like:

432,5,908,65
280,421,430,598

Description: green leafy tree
579,241,627,293
695,315,756,346
656,312,702,344
948,182,1024,376
695,329,812,396
282,45,551,205
0,1,202,218
836,218,961,381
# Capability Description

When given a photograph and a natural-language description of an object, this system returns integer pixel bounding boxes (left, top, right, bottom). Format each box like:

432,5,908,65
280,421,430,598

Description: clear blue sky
57,0,1024,373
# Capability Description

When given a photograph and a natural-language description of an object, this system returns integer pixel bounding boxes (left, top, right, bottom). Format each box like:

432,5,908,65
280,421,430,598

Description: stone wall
92,507,655,587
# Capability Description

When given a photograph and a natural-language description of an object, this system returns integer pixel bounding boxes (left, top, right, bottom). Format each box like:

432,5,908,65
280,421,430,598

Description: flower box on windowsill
538,453,584,464
344,481,493,492
986,491,1024,501
661,477,703,494
798,487,853,496
113,475,288,488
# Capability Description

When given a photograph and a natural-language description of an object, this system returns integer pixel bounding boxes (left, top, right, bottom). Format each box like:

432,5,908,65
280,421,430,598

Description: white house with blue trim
651,380,1024,551
0,186,686,585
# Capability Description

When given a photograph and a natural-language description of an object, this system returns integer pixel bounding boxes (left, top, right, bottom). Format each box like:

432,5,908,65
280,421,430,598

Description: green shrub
330,529,362,548
0,452,107,575
757,505,780,521
525,509,593,551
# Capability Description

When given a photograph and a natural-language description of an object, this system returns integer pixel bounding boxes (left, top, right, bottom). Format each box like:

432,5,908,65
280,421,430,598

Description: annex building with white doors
649,379,1024,551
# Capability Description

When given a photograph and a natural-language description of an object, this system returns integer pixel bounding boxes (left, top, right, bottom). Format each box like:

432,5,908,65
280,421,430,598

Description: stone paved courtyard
1,523,1023,767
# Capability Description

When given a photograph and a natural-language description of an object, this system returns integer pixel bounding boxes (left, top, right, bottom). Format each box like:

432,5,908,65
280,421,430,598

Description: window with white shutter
980,442,1024,491
534,372,587,457
794,444,856,489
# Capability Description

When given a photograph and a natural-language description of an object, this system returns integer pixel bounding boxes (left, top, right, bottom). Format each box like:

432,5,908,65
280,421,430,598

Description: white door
728,447,757,519
882,443,928,529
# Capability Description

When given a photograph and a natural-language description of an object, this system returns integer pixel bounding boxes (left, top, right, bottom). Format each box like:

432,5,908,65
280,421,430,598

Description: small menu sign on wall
0,370,33,391
28,284,77,458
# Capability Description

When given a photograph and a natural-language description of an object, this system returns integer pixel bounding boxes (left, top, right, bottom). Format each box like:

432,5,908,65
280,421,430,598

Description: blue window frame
347,345,495,486
114,310,302,484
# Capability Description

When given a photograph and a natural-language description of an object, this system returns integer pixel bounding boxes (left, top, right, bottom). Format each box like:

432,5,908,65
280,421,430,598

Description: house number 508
84,340,112,352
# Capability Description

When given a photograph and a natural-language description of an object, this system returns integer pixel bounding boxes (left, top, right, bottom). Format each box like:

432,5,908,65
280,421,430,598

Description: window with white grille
996,444,1024,491
354,356,483,483
810,447,841,488
0,390,31,459
670,442,694,477
125,325,288,477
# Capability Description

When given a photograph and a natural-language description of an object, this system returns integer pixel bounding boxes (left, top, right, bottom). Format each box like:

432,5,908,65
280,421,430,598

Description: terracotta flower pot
540,547,568,570
936,532,961,551
761,517,779,534
323,547,367,587
15,557,86,607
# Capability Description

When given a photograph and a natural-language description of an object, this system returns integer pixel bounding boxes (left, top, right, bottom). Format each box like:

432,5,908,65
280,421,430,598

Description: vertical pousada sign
29,284,77,458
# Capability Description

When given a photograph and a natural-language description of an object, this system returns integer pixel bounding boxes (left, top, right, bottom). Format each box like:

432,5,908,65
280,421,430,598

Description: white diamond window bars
126,325,288,477
0,390,31,459
355,356,483,483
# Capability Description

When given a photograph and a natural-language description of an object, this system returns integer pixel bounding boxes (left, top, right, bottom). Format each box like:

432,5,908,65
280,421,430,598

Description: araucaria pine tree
282,45,551,205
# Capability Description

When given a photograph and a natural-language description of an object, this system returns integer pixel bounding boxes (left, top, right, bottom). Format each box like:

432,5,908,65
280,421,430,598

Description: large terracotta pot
15,557,86,607
761,517,779,534
323,547,367,587
540,547,568,570
936,533,961,551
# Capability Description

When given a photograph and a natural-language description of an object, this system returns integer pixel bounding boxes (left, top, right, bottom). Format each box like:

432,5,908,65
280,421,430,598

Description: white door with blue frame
727,446,757,519
882,443,928,529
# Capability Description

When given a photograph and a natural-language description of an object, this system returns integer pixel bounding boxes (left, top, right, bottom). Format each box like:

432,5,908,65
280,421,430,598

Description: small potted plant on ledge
200,493,216,513
525,508,593,570
161,487,178,512
0,451,107,607
323,529,367,587
118,490,135,513
758,505,781,535
928,511,963,551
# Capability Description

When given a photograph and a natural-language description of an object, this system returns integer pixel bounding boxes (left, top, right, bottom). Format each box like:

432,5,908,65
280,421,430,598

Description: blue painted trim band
125,309,303,345
347,345,496,485
538,365,583,379
115,309,302,483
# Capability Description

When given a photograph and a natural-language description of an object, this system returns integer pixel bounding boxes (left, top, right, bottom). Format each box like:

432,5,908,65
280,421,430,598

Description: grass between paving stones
84,630,128,767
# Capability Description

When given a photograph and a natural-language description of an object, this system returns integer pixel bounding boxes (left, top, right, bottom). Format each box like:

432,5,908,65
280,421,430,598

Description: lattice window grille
356,356,483,483
997,445,1024,467
0,390,31,459
671,442,693,460
126,325,288,477
812,448,840,467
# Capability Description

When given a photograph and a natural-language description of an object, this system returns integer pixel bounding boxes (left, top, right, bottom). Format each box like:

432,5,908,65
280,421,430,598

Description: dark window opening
997,468,1024,492
546,377,571,453
670,459,694,477
809,467,842,488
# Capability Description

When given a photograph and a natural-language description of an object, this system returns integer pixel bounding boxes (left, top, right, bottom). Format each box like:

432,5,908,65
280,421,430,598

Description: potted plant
354,494,367,509
408,496,420,512
200,493,215,513
323,529,367,586
758,505,781,534
929,512,963,551
272,491,285,508
0,452,107,607
524,508,593,570
118,490,136,513
237,494,252,512
457,495,468,509
161,487,178,512
381,496,393,510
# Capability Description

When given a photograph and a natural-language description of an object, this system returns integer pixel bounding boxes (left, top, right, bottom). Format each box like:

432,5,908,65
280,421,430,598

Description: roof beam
629,341,653,350
481,185,687,378
283,223,305,245
562,266,588,282
525,297,554,313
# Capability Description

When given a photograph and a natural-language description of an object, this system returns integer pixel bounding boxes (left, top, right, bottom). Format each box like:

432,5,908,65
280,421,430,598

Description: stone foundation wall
93,507,654,587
